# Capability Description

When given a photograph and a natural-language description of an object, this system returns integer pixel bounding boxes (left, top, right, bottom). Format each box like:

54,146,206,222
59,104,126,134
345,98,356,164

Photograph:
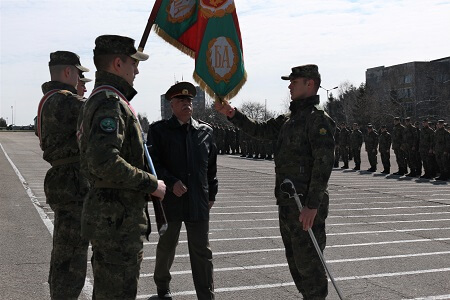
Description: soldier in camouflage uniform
339,122,350,169
414,121,422,176
350,123,363,170
434,120,450,181
419,119,435,179
365,124,379,172
378,125,392,174
77,35,166,299
36,51,90,299
216,64,335,299
392,117,408,175
404,117,419,177
334,126,340,168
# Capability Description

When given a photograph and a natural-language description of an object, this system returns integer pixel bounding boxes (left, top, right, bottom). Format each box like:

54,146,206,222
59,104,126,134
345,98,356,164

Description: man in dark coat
148,81,218,300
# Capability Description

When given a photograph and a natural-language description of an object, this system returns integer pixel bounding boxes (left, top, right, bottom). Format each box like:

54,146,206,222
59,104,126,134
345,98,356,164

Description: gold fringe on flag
193,70,247,104
152,25,195,59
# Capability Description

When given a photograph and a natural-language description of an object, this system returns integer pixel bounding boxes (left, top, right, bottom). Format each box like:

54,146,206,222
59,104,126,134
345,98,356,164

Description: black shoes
367,167,376,172
157,289,173,299
353,166,360,170
393,171,405,176
406,172,417,177
381,169,390,174
341,165,349,169
420,174,432,179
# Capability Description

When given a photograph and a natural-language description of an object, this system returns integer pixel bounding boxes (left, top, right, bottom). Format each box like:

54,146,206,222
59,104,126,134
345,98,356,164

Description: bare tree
138,113,150,133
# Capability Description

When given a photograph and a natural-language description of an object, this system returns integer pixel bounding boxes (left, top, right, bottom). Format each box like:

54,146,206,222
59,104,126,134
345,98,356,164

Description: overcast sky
1,0,449,125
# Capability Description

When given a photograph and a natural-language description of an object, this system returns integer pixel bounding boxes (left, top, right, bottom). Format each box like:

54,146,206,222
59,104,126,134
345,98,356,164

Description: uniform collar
289,95,320,114
94,70,137,101
41,81,77,94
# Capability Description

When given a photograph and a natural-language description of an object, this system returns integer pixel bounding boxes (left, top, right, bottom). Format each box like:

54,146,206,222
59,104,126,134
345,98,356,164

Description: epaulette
104,90,120,100
57,90,74,96
197,119,212,127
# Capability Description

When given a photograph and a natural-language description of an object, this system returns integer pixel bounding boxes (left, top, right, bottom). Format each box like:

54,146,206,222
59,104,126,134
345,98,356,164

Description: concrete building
366,57,450,121
160,84,206,120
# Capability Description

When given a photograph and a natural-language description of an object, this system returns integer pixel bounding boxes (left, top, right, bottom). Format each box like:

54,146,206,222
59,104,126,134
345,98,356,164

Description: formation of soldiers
334,117,450,181
211,124,275,159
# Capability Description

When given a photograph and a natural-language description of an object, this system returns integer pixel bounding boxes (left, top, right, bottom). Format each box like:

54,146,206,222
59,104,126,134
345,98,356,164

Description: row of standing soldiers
335,117,450,181
211,124,275,159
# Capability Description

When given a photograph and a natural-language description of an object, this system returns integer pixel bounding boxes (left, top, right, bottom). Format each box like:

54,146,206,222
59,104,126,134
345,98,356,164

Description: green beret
281,64,320,80
49,51,89,72
94,35,149,61
165,82,196,101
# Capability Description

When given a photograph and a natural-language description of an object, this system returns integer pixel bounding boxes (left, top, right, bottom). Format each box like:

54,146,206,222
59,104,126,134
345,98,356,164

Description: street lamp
320,86,338,101
11,106,13,126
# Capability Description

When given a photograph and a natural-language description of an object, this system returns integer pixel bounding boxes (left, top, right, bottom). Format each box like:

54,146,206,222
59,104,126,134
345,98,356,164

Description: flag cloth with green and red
150,0,246,101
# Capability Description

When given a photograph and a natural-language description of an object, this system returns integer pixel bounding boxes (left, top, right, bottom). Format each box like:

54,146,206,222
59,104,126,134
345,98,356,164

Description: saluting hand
299,207,317,231
173,180,188,197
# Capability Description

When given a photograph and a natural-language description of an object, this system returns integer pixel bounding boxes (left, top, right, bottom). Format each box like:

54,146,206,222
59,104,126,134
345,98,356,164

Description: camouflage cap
394,117,400,121
405,117,411,121
438,119,445,124
165,81,196,101
367,124,373,128
79,73,92,83
49,51,89,72
93,35,149,61
281,64,320,80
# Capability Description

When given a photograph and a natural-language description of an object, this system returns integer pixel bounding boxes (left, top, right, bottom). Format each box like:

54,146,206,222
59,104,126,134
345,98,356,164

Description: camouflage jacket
229,95,335,209
350,129,363,149
39,81,89,205
378,131,392,152
419,126,435,152
392,123,406,150
339,128,350,147
434,127,450,153
77,71,158,239
365,130,379,151
40,81,84,163
404,124,418,149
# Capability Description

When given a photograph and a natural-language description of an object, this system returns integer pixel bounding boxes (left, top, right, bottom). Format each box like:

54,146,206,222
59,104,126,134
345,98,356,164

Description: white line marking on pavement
0,143,93,299
404,294,450,300
143,238,450,258
136,268,450,298
140,251,450,278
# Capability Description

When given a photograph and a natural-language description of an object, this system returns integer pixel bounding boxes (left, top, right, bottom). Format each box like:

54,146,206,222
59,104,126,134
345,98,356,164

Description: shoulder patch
100,117,117,133
319,128,327,135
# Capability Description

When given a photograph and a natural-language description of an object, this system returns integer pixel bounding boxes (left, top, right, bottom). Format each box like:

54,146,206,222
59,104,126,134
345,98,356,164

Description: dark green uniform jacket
77,71,158,240
229,95,335,209
40,81,89,205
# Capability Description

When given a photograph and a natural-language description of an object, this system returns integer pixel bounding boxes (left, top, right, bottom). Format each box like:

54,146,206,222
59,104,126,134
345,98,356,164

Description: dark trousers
380,150,391,170
91,233,144,300
367,149,378,169
340,146,348,166
279,204,328,300
49,202,88,300
394,148,407,172
352,147,361,167
154,221,214,300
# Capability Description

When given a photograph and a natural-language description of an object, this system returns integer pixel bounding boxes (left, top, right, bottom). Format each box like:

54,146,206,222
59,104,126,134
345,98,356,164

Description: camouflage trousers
49,202,89,300
91,232,144,300
279,204,328,300
340,146,348,166
367,149,378,169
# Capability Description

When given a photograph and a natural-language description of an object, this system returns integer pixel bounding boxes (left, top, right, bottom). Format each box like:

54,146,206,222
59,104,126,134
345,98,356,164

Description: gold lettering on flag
167,0,196,23
207,36,238,83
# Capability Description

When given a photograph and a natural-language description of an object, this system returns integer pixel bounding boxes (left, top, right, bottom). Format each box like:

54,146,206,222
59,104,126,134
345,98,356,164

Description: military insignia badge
100,118,117,133
319,128,327,135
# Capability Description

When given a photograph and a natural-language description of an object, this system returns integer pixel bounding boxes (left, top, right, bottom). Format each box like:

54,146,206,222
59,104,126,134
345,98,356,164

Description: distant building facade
366,57,450,121
160,84,206,120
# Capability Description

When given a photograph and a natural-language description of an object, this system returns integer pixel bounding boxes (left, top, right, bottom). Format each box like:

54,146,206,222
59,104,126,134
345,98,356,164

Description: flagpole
138,0,163,51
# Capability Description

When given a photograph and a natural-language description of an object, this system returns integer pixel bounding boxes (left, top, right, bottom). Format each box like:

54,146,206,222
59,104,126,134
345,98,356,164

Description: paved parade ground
1,132,449,300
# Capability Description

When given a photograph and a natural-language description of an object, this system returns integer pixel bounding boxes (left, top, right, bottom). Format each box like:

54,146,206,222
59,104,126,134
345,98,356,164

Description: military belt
50,156,80,167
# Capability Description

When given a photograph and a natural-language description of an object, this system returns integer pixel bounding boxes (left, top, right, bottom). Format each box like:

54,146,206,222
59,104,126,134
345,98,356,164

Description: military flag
147,0,246,102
